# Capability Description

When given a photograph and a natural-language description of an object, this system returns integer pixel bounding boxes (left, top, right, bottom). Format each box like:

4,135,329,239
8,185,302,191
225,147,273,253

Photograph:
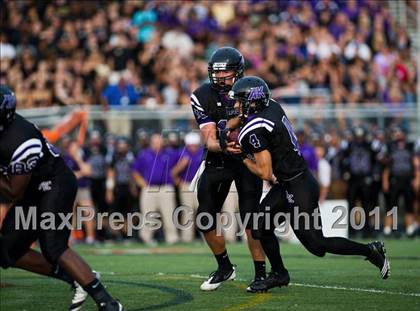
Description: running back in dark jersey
0,114,67,182
238,99,307,181
191,82,239,167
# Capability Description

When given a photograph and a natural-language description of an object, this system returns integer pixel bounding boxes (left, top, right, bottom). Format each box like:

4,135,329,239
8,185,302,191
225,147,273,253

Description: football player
191,47,268,291
228,76,390,292
0,85,124,311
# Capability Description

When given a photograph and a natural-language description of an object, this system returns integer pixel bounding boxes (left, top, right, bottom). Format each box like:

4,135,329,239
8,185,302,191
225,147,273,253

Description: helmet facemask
208,68,243,93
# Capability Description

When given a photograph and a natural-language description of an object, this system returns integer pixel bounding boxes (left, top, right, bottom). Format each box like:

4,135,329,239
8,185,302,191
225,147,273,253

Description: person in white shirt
315,145,331,204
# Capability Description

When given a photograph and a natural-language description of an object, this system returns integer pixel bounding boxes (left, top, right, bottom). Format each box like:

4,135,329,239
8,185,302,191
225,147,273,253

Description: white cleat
69,271,101,311
200,266,236,291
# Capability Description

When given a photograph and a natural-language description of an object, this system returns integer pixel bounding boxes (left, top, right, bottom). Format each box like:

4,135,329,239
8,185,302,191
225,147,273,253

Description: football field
1,239,419,311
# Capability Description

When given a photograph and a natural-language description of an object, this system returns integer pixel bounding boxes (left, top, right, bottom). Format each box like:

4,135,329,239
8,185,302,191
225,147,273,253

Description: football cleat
69,271,101,311
247,270,290,293
246,276,265,293
200,266,236,291
98,301,124,311
366,241,390,279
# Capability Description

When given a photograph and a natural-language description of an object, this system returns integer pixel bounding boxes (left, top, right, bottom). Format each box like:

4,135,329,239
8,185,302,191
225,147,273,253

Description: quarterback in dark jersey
191,47,267,291
0,85,124,311
228,77,390,292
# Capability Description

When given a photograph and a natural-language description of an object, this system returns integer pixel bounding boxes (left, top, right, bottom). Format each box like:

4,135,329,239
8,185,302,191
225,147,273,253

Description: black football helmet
208,47,244,92
228,76,271,119
0,84,17,133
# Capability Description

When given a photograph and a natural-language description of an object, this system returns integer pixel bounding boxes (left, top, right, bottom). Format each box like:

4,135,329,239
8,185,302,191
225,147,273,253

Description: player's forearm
0,175,13,201
243,158,276,182
243,158,266,180
171,159,189,183
243,158,258,175
200,125,222,153
76,160,92,176
0,175,24,203
226,117,241,130
207,140,222,153
132,172,147,188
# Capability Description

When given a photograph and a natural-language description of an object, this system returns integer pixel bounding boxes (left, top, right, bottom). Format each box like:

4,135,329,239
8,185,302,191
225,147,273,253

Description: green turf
1,239,419,310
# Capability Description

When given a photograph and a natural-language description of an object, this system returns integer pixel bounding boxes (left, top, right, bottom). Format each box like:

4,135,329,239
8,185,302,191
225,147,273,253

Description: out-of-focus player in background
0,85,124,311
191,47,268,292
228,76,390,292
382,127,418,237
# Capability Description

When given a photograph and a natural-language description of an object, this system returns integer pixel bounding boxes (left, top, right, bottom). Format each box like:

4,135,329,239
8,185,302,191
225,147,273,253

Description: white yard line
101,271,420,298
289,282,420,298
163,273,420,298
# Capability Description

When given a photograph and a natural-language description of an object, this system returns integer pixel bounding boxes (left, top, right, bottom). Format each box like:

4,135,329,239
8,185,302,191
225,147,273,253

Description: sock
260,232,286,273
83,278,113,306
324,237,371,257
50,265,74,286
253,261,266,279
215,250,232,270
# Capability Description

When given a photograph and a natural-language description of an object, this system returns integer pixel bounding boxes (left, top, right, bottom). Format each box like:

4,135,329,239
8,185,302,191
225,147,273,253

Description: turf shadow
108,280,194,311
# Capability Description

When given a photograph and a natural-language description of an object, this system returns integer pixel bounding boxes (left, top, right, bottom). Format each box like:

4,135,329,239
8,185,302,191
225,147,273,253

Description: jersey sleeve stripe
239,118,274,140
191,101,204,111
11,138,43,162
239,117,274,136
11,146,43,165
239,123,274,146
190,94,202,108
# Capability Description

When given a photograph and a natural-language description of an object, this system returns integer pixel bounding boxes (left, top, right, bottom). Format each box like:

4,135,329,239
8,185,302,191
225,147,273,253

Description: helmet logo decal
248,86,265,101
212,62,227,70
1,94,16,109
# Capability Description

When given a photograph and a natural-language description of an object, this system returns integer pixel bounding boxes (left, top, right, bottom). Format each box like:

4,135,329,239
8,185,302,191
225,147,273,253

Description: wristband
219,128,231,152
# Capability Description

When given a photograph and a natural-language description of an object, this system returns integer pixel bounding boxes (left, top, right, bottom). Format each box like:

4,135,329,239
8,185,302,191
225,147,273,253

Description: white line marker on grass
290,282,420,298
173,273,420,298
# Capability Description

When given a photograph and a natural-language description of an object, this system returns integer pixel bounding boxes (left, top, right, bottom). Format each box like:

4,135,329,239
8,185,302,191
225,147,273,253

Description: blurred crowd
56,124,419,245
0,0,417,109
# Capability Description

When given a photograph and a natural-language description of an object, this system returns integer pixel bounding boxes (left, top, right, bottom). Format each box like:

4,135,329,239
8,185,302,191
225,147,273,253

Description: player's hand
225,141,242,154
226,117,241,130
173,177,182,187
270,174,278,185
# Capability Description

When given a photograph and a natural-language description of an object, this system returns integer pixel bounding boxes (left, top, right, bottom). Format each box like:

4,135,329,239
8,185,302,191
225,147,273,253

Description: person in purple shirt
297,129,319,176
132,133,179,244
171,132,204,243
62,139,96,245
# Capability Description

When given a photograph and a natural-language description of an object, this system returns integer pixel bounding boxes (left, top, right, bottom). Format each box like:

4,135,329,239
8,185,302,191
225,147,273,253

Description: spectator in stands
1,0,416,109
102,71,139,136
